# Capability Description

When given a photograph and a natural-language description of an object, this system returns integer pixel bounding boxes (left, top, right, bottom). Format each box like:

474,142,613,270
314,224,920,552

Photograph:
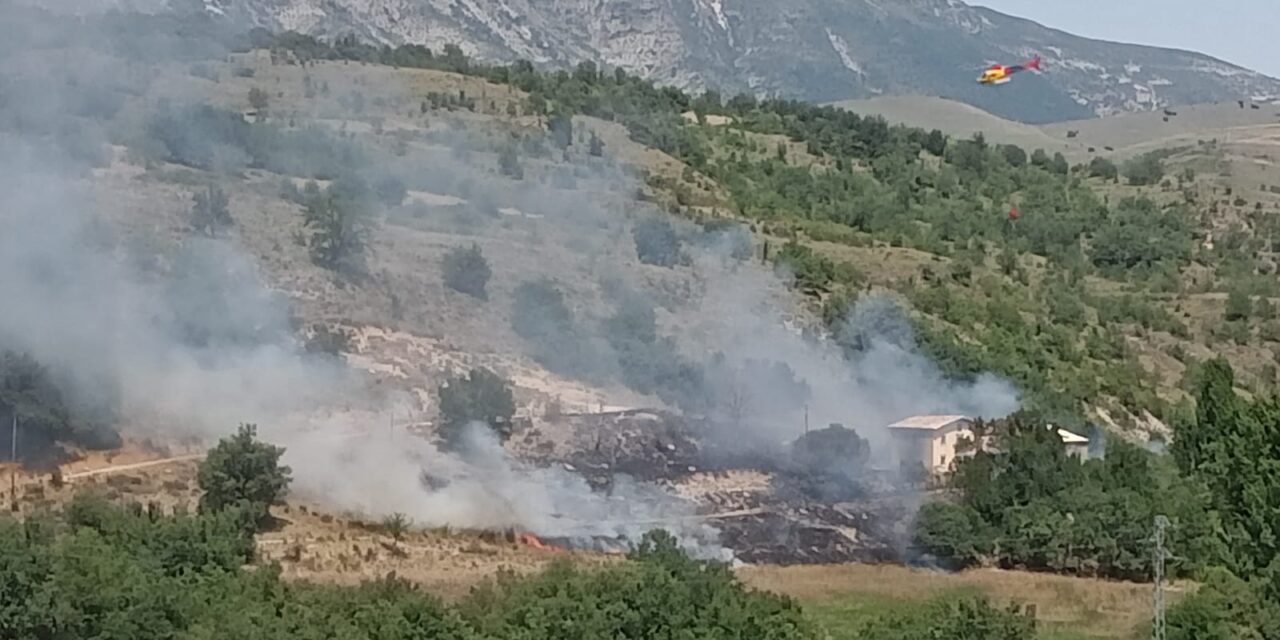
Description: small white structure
1056,427,1091,459
888,415,976,477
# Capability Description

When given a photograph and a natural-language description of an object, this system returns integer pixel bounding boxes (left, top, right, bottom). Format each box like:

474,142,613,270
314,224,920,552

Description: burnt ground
509,409,918,565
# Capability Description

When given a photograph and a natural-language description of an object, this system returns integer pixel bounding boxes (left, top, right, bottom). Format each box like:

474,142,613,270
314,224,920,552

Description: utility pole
1153,515,1171,640
9,415,17,513
803,404,809,436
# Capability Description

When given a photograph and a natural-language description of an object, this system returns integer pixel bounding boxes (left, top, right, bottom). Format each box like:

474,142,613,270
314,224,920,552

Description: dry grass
257,502,622,601
738,563,1194,638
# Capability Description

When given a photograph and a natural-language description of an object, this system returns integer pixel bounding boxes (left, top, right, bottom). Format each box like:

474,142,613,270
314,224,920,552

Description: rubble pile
515,409,701,490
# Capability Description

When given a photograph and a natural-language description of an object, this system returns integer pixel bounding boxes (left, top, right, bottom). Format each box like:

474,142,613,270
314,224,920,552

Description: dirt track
63,454,205,481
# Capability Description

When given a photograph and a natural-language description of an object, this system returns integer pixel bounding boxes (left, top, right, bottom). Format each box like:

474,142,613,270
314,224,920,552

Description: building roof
1056,427,1089,445
888,415,971,431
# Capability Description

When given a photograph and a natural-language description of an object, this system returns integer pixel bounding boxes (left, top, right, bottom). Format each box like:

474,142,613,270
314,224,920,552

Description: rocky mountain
202,0,1280,123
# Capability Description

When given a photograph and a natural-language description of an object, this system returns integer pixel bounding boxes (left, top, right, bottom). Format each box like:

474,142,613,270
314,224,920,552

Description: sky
973,1,1280,78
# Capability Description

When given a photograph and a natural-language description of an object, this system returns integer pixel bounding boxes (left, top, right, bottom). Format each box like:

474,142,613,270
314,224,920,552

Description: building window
941,455,947,465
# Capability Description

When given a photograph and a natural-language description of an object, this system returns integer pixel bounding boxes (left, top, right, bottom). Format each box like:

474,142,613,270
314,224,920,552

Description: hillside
6,0,1280,481
829,95,1090,160
834,94,1280,161
7,4,1280,637
72,0,1278,124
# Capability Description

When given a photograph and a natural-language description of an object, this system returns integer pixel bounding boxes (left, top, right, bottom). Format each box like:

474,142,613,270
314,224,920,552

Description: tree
374,176,407,208
1123,152,1165,186
1225,288,1252,322
1050,152,1070,175
632,217,684,267
1088,157,1118,181
1030,148,1050,169
923,129,947,156
301,185,372,273
549,113,573,149
248,87,270,111
442,243,491,300
1000,144,1027,167
498,145,523,179
382,512,411,542
436,367,516,450
197,423,291,530
790,424,870,479
191,185,232,236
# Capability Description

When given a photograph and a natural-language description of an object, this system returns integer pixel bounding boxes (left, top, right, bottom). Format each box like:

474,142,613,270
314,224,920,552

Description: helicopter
977,54,1042,85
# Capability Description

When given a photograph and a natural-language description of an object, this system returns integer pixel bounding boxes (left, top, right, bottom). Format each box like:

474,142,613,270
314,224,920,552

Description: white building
888,415,976,477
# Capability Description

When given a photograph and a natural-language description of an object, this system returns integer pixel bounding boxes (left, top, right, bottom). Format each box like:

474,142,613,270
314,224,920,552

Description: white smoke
284,421,728,558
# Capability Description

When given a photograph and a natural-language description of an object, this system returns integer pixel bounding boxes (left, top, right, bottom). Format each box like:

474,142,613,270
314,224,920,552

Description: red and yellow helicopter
976,54,1041,85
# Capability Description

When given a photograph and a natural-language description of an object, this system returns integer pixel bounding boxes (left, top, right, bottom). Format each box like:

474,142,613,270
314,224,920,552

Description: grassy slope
828,95,1091,161
739,564,1193,639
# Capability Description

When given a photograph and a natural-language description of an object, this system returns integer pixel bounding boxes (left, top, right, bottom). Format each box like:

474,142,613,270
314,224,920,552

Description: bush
196,423,291,530
854,596,1036,640
436,367,516,450
442,244,492,300
463,529,820,640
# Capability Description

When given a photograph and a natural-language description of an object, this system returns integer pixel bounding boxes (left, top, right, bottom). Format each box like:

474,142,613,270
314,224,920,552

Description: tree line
915,359,1280,637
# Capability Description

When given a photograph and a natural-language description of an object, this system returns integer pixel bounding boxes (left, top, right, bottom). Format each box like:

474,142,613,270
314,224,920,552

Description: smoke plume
0,3,1021,556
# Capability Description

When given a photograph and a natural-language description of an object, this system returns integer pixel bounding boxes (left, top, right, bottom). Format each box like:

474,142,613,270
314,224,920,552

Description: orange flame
515,531,564,552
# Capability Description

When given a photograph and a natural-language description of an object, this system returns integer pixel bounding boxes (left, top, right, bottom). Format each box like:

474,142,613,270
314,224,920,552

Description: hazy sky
974,1,1280,78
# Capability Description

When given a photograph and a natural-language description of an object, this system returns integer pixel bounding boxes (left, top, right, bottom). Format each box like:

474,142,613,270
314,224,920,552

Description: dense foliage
914,414,1222,581
1158,358,1280,638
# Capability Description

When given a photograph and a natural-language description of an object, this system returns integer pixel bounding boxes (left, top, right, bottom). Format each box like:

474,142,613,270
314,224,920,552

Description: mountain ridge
56,0,1280,123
